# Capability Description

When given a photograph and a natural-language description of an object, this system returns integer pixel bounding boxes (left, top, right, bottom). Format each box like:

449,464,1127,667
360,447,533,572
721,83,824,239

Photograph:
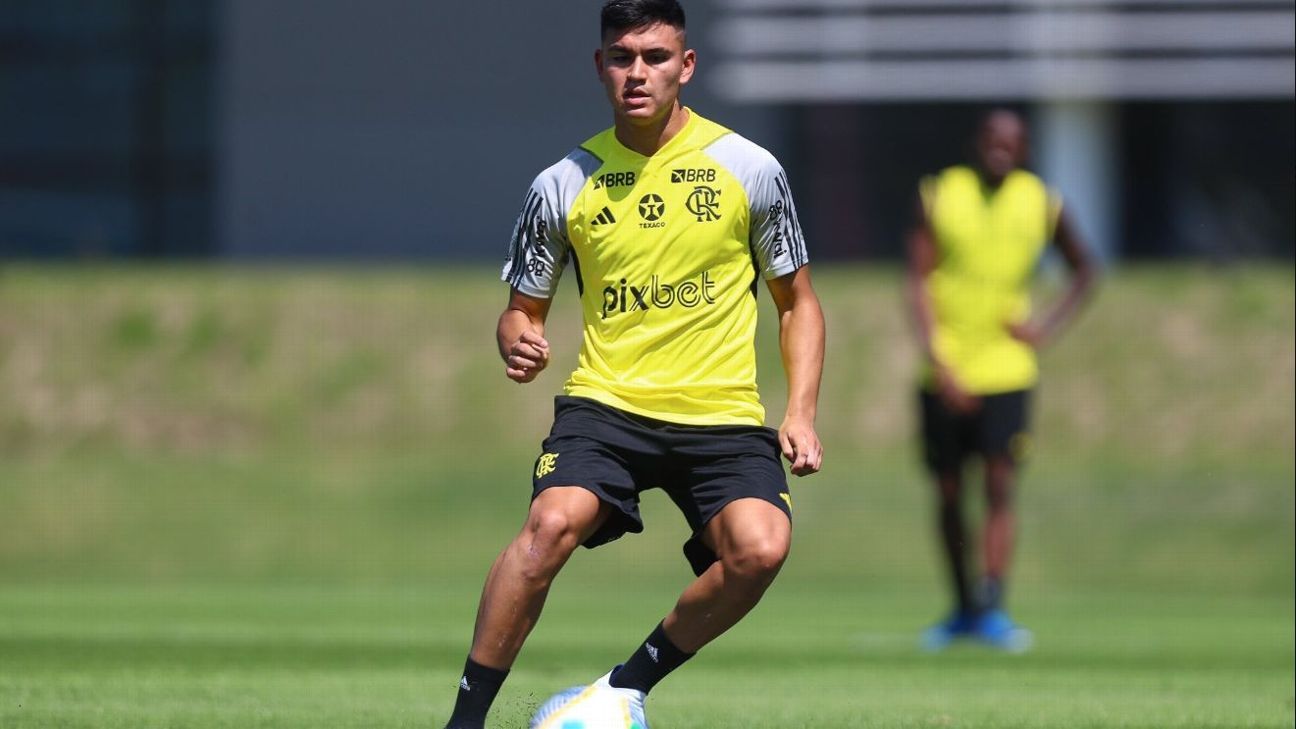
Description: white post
1034,101,1119,264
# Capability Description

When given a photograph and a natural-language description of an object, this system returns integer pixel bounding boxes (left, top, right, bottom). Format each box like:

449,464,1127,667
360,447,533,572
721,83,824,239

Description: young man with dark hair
443,1,825,726
907,109,1096,652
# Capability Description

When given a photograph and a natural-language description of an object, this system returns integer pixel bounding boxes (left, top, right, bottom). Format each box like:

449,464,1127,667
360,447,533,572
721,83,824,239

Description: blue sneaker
921,610,978,651
975,609,1034,653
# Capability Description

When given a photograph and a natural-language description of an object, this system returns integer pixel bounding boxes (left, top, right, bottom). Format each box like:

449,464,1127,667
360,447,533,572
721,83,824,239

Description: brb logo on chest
593,171,636,190
671,168,716,183
602,271,718,320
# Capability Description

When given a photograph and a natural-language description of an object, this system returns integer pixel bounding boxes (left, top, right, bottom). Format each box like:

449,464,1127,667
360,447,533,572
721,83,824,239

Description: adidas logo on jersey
591,207,617,226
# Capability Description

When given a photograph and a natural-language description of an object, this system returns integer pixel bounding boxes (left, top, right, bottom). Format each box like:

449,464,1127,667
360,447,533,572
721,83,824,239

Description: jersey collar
608,106,698,163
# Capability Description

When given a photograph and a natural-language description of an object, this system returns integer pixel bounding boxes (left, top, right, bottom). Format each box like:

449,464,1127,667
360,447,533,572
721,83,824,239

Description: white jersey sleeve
501,149,599,298
703,134,809,279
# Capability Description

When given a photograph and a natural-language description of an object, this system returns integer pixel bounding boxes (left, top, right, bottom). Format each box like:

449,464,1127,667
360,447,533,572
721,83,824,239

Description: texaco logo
638,194,665,222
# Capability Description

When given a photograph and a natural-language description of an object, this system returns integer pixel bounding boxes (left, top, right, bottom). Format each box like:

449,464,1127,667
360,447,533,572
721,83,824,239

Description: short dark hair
600,0,686,41
977,107,1027,132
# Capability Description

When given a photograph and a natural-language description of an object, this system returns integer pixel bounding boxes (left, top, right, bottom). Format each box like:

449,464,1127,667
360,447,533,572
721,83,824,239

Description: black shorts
532,396,791,576
919,388,1032,473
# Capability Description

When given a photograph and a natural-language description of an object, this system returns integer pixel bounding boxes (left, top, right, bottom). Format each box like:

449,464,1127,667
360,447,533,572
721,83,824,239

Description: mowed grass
0,579,1291,728
0,264,1292,727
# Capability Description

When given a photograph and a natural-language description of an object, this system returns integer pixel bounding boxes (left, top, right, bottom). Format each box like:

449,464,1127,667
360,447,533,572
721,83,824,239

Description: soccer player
442,2,825,727
907,109,1096,652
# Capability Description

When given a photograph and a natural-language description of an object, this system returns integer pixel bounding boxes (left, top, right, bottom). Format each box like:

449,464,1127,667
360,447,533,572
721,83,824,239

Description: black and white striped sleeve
704,134,809,279
501,176,570,299
501,150,597,298
746,156,808,279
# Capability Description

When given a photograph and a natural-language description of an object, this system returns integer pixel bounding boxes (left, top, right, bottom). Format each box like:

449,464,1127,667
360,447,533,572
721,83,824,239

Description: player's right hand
935,365,980,415
505,330,550,383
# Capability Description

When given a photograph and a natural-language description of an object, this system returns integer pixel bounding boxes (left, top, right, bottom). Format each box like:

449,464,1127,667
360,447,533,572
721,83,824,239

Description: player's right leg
918,389,978,650
446,396,644,729
443,487,611,729
921,469,980,650
471,486,611,668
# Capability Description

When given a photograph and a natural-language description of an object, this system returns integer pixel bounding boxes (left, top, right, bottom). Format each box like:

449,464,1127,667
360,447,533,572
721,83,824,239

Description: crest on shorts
535,452,560,478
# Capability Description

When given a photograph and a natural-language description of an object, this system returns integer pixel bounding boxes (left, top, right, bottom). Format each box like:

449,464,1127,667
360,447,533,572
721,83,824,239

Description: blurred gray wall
218,1,782,259
4,1,1290,260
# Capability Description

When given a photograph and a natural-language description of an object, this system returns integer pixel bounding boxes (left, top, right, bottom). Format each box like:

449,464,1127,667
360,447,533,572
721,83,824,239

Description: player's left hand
778,416,823,477
1006,320,1046,349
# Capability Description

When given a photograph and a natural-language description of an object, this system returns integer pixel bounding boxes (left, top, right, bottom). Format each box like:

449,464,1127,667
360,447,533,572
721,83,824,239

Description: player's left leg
662,497,791,651
974,454,1031,651
981,454,1016,611
972,390,1033,651
592,423,790,714
607,498,791,696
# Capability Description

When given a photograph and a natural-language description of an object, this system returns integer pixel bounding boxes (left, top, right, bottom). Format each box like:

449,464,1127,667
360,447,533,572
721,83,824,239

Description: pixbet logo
601,271,718,319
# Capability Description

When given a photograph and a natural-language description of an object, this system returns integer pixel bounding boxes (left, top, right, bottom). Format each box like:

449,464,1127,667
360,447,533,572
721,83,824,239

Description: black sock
979,576,1004,612
609,623,695,694
444,657,509,729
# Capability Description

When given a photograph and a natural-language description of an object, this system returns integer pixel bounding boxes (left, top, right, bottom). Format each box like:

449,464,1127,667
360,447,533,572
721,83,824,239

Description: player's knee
987,492,1013,512
523,510,583,564
985,459,1015,510
723,536,789,584
936,473,962,505
985,482,1014,511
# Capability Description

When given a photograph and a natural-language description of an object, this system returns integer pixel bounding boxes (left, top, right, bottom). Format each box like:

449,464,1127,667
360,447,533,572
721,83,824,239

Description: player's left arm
1010,207,1099,348
767,265,825,477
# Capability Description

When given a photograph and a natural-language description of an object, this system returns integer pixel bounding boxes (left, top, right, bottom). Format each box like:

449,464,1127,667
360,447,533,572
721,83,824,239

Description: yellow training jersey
502,110,809,426
920,165,1061,395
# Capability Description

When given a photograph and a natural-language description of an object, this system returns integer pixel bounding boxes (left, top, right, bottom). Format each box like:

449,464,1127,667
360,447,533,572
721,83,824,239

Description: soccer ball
529,684,648,729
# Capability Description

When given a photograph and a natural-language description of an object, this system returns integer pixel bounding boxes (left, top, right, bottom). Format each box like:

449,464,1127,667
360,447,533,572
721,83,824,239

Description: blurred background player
906,109,1097,652
442,2,825,727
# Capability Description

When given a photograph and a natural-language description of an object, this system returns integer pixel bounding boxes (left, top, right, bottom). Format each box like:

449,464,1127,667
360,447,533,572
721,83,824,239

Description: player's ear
679,48,696,85
594,48,607,81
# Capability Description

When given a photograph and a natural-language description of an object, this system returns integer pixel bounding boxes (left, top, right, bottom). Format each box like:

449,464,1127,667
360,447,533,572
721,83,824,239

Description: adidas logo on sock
645,643,659,662
591,207,616,226
459,676,471,692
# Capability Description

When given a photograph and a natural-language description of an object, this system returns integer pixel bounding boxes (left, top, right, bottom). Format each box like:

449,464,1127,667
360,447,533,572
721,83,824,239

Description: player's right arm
499,154,590,383
905,191,979,414
497,290,551,383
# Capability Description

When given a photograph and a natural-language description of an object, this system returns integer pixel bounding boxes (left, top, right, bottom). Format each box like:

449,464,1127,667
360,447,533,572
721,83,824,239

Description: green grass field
0,264,1292,727
2,581,1290,728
